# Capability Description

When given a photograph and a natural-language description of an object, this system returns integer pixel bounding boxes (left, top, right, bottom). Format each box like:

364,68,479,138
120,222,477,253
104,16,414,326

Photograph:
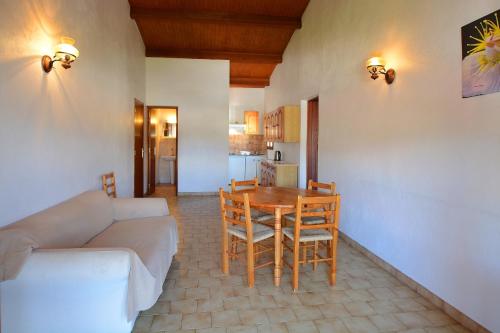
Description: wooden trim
146,48,282,64
230,76,270,87
340,232,491,333
131,7,302,29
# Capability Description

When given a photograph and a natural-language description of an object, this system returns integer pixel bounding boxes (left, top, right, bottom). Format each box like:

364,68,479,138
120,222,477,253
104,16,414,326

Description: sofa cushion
83,215,178,285
3,191,113,249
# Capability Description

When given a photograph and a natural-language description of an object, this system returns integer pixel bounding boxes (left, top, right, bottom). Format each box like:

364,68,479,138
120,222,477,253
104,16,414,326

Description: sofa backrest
3,191,114,249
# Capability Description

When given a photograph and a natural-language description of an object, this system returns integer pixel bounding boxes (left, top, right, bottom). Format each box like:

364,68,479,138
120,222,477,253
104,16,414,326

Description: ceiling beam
230,77,270,87
130,7,302,29
146,48,282,64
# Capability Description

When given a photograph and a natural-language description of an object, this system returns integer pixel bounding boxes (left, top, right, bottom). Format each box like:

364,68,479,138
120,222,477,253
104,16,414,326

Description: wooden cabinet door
244,111,259,134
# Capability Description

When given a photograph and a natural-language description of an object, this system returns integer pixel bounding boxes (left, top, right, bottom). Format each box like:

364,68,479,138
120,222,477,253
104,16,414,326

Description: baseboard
177,192,218,196
340,232,491,333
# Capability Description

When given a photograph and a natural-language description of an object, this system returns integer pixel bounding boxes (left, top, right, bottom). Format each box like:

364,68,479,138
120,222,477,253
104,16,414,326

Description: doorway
306,97,319,183
134,99,145,198
146,106,178,196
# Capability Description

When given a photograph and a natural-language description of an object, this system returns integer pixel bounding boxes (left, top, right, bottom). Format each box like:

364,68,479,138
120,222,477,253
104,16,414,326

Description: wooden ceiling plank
230,76,270,87
146,48,282,64
131,7,301,28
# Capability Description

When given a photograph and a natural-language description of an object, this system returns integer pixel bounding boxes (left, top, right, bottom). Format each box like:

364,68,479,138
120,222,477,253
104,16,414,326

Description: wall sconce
366,57,395,84
42,37,79,73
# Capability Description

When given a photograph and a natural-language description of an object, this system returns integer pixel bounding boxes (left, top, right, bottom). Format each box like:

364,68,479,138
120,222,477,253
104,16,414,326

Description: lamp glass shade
166,115,177,124
366,57,385,69
54,37,79,61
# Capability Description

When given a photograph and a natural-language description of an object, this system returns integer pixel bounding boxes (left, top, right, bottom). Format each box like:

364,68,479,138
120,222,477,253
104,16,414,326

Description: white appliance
228,155,265,185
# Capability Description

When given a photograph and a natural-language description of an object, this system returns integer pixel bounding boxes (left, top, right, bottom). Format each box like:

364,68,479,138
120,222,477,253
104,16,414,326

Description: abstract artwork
461,9,500,98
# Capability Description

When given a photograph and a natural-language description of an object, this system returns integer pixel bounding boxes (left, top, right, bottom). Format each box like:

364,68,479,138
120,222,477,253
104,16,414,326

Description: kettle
274,151,282,161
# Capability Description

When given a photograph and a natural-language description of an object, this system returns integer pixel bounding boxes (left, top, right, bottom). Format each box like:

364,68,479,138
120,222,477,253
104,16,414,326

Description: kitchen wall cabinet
264,105,300,143
244,111,259,134
260,161,298,188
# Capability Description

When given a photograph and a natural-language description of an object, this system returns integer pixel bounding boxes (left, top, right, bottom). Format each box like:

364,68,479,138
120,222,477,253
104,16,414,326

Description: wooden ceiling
129,0,310,87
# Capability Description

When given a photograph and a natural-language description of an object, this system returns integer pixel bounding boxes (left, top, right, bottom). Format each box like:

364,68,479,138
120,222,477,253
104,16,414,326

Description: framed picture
461,9,499,98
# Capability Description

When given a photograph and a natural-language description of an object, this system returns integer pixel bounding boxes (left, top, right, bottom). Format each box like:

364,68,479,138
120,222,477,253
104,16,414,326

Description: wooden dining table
238,186,333,287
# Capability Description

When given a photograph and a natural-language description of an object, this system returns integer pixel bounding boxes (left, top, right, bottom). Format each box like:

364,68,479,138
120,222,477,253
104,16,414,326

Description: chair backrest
102,172,117,198
219,188,254,241
294,194,341,234
231,177,258,193
307,180,336,194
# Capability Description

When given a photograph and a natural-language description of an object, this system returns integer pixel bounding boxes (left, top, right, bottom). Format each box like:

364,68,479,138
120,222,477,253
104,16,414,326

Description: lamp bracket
41,55,53,73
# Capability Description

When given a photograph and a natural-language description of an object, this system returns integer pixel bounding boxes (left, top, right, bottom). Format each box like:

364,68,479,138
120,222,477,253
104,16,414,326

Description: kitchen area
228,88,300,188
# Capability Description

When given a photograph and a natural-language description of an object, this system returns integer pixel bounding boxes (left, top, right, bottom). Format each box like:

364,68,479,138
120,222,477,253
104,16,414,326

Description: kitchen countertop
229,153,266,156
263,159,298,166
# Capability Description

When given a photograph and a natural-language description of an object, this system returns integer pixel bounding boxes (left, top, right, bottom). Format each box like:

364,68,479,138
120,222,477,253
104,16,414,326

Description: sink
159,156,176,184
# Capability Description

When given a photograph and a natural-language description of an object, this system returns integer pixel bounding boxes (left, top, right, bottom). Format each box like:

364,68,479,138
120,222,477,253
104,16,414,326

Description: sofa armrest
1,249,135,333
14,248,131,281
111,197,169,221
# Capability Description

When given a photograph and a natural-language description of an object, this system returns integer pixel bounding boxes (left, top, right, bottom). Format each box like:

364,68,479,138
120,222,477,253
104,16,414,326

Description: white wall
265,0,500,331
0,0,145,226
146,58,229,193
229,88,265,133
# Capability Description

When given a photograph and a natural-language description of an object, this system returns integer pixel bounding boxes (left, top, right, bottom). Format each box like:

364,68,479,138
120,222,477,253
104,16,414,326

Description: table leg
274,207,282,287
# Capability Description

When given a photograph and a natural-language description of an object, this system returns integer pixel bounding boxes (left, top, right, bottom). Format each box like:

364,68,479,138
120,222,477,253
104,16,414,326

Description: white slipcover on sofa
0,191,178,333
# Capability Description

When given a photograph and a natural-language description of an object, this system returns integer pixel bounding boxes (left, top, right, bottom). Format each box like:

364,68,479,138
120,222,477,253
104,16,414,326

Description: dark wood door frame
134,99,145,198
306,97,319,184
147,105,179,196
146,107,156,195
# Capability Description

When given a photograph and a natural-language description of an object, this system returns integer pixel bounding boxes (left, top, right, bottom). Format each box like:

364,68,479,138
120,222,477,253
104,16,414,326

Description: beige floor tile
181,312,212,330
298,292,327,306
223,296,252,310
395,312,433,329
273,293,302,307
314,318,350,333
287,320,319,333
227,325,258,333
171,299,198,314
345,289,376,302
197,298,224,313
133,315,153,333
256,323,288,333
292,306,324,321
392,298,427,312
344,301,376,316
186,287,210,300
265,307,297,323
368,287,398,300
238,309,269,325
368,300,401,314
212,310,242,327
318,303,350,319
249,295,277,309
150,314,182,332
196,328,226,333
341,316,380,333
369,313,406,331
425,327,459,333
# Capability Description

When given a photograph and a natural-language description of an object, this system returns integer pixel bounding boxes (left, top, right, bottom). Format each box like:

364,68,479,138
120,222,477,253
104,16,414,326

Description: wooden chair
101,172,117,198
219,188,275,287
284,180,336,225
231,178,274,224
282,194,341,291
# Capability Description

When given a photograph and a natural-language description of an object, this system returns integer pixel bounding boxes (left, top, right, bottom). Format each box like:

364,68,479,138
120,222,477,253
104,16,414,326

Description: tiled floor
134,185,469,333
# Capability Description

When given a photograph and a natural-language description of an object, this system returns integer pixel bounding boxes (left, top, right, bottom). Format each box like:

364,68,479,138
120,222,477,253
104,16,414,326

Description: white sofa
0,191,178,333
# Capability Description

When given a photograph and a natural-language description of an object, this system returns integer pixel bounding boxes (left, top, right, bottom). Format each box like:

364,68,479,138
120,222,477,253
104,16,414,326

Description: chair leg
255,244,260,263
313,241,319,271
302,244,307,266
222,232,229,274
247,241,255,288
231,236,238,260
329,232,338,286
293,240,300,291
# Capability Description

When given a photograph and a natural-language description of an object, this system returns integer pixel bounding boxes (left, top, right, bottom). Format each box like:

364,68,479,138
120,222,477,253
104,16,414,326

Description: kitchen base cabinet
261,161,298,188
